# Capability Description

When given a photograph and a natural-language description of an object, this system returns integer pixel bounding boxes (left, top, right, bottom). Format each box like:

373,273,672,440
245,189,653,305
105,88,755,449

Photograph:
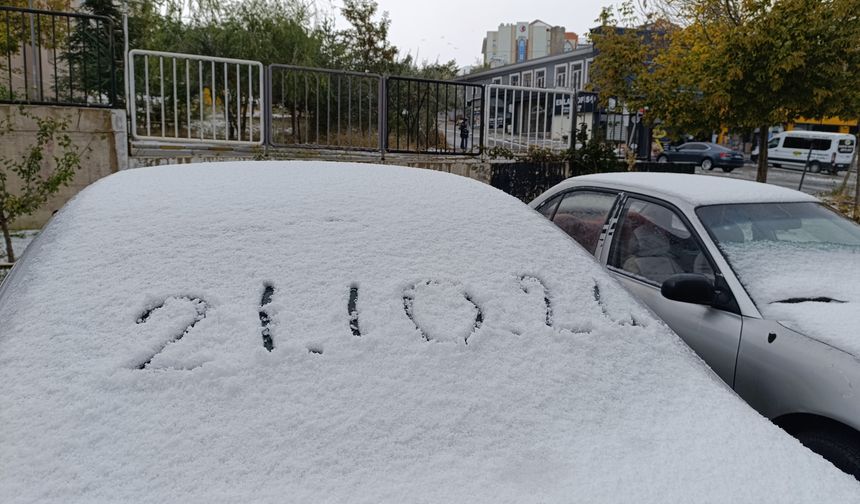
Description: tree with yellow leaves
592,0,860,182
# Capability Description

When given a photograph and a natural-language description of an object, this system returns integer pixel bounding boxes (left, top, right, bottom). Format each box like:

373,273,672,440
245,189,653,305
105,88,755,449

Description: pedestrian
459,118,469,150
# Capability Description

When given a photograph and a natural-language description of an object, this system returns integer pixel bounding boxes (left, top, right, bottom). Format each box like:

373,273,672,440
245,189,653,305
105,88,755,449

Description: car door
601,195,743,385
675,143,706,163
780,135,810,169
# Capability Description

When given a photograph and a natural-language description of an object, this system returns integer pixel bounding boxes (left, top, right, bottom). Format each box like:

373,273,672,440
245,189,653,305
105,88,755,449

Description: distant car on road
532,172,860,480
657,142,745,172
752,131,856,174
2,162,858,501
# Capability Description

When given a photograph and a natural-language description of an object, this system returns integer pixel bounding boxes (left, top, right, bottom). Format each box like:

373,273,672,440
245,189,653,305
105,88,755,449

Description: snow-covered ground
1,161,858,502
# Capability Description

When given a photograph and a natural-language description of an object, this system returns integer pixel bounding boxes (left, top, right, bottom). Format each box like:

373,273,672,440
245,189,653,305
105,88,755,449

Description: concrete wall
1,104,127,229
129,146,494,184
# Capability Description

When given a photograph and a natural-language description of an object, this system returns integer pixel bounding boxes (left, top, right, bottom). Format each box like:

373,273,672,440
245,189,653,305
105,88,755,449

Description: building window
570,63,583,91
522,70,533,88
584,58,594,85
535,69,546,88
509,73,520,86
554,64,567,88
491,77,502,85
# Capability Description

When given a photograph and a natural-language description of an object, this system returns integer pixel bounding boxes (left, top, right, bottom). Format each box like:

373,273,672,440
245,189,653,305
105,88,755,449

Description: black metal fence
0,6,116,107
597,110,651,159
385,76,483,155
268,65,382,150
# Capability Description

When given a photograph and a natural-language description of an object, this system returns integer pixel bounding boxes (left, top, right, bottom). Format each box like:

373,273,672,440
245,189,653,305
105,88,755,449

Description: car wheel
808,161,821,173
751,155,758,163
794,427,860,480
657,155,669,163
701,158,713,170
721,166,734,173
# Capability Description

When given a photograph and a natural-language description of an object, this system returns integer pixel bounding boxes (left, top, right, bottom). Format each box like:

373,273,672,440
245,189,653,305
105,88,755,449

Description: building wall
1,104,127,229
529,24,550,60
466,45,596,92
483,20,578,68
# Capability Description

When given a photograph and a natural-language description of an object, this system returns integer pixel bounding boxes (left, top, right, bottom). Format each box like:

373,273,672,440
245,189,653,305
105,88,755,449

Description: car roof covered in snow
537,172,818,207
0,161,857,502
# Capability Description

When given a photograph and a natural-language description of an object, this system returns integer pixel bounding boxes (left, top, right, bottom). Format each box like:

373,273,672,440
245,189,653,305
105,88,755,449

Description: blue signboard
516,39,526,63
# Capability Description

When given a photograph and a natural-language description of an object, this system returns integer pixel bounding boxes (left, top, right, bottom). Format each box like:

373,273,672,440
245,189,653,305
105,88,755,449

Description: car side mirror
661,274,715,305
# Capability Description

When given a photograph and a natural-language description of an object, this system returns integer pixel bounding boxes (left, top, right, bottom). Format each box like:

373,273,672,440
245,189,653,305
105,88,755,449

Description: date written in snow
134,276,632,370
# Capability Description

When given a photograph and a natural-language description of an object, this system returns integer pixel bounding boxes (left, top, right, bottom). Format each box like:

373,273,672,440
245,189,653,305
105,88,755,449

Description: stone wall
1,104,127,229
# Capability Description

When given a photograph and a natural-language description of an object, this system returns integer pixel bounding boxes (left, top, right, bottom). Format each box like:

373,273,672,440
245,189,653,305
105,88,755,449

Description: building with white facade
482,20,579,69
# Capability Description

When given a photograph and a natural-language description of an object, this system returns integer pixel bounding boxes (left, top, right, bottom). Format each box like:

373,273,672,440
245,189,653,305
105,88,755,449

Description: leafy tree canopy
591,0,860,181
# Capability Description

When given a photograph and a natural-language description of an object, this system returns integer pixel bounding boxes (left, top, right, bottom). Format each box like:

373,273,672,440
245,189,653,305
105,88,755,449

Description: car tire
701,158,714,170
808,161,821,173
751,155,758,163
794,427,860,480
721,166,734,173
657,155,669,163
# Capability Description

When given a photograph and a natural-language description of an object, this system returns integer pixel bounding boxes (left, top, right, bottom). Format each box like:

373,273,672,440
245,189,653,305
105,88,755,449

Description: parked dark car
657,142,745,172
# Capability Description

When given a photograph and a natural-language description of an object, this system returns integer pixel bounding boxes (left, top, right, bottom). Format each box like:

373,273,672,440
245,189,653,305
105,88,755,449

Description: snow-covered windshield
697,202,860,353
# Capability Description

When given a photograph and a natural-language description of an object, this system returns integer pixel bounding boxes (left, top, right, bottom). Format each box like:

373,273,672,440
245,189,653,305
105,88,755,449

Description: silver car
531,172,860,478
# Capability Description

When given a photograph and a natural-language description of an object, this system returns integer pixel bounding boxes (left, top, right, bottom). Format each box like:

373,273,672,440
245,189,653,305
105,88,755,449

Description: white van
752,131,856,174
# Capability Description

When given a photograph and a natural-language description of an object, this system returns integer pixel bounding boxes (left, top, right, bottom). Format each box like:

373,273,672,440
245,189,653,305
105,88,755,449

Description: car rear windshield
696,202,860,246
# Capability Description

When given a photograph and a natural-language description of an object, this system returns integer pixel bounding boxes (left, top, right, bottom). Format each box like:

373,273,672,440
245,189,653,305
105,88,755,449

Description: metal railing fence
603,110,634,144
386,76,483,155
124,51,610,157
128,49,264,145
0,6,116,107
268,65,383,151
484,84,577,154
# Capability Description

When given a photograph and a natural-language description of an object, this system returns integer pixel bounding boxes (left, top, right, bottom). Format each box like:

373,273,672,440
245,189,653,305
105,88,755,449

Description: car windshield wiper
772,296,847,304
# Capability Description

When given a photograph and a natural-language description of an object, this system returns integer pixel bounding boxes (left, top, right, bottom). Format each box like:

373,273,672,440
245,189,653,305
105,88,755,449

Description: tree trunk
0,207,14,263
756,125,769,183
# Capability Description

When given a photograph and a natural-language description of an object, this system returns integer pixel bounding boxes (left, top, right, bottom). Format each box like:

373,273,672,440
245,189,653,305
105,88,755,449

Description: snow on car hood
721,241,860,355
0,161,857,503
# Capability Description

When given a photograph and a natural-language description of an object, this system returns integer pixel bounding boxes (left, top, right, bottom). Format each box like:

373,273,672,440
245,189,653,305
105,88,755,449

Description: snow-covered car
531,172,860,479
1,162,858,502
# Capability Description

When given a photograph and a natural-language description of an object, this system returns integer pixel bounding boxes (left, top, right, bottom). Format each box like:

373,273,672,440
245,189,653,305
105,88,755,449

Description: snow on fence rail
128,50,264,145
484,84,577,154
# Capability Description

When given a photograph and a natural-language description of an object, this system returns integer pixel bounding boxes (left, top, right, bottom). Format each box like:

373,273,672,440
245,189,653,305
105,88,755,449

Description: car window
550,191,618,254
609,198,715,284
783,136,809,149
536,194,563,219
697,202,860,246
767,137,780,148
680,143,707,151
810,138,832,151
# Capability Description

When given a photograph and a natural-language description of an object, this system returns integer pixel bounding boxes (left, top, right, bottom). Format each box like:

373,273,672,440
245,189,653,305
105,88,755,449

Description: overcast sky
326,1,619,67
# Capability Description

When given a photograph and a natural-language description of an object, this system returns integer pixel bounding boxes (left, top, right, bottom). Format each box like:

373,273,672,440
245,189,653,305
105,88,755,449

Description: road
693,162,857,197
